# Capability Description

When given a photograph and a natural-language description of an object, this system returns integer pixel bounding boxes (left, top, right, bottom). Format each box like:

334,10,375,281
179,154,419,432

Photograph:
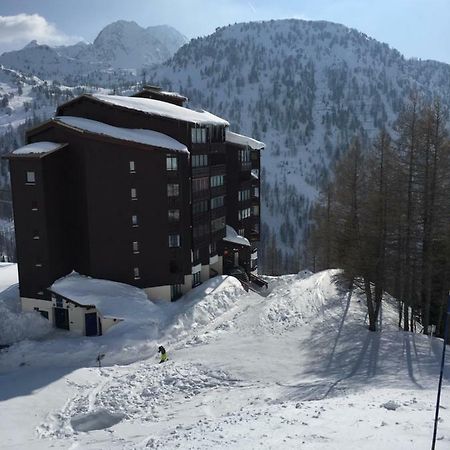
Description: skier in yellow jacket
158,345,168,363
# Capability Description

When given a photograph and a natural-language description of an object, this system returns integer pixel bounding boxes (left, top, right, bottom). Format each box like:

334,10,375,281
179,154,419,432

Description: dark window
131,188,137,199
171,284,182,301
238,208,251,221
166,156,178,171
31,200,38,211
169,234,181,248
193,223,209,239
132,241,139,253
33,230,39,240
132,215,138,226
168,209,180,222
167,184,180,197
26,171,36,184
210,175,225,188
211,195,225,209
211,216,226,233
192,177,209,193
192,271,201,287
191,127,207,144
210,242,217,255
238,189,251,202
193,248,200,262
134,267,140,279
239,148,251,162
193,200,208,214
192,154,208,167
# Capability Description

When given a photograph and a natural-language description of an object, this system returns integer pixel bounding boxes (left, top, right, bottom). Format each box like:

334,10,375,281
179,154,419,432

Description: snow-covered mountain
0,21,187,84
148,19,450,272
2,19,450,273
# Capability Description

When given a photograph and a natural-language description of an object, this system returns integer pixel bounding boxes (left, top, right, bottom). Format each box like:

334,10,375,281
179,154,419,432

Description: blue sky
0,0,449,63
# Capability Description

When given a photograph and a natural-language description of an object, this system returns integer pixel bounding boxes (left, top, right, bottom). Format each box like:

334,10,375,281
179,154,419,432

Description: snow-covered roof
223,225,251,247
55,116,188,153
50,272,155,321
226,130,265,150
91,94,229,126
12,141,66,156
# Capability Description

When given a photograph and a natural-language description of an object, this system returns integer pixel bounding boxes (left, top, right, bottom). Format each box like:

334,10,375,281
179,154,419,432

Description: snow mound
0,265,52,345
163,275,246,341
70,409,124,432
260,270,340,331
0,303,52,346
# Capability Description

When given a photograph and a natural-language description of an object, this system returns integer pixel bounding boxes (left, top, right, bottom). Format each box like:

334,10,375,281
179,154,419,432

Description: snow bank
162,275,246,341
0,264,52,345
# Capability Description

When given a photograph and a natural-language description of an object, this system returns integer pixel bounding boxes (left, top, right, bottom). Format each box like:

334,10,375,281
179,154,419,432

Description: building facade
6,86,264,335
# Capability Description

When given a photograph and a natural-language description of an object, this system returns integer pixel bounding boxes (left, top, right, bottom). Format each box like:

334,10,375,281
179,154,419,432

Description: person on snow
158,345,168,363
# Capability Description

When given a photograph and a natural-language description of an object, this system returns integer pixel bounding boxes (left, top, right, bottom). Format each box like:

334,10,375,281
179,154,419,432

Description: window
252,205,259,216
31,200,38,211
167,183,180,197
193,223,209,239
33,230,39,240
131,188,137,200
253,187,259,198
238,189,251,202
168,234,180,248
192,177,209,193
238,208,251,221
132,241,139,254
193,248,200,262
191,127,207,144
193,200,208,214
134,267,140,279
210,196,225,209
166,156,178,171
168,209,180,222
132,215,138,226
192,154,208,167
239,148,251,163
210,242,217,255
192,271,201,287
238,228,245,236
26,171,36,184
210,175,225,188
211,216,226,233
210,126,225,143
171,284,182,301
129,161,135,173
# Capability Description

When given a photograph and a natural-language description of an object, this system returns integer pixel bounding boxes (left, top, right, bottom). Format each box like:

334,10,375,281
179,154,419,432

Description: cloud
0,14,81,52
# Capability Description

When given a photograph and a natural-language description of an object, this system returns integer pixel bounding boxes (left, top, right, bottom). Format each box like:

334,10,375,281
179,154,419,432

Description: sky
0,0,449,63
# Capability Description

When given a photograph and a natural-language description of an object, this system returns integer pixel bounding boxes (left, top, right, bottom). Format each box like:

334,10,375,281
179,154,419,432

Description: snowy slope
0,265,449,448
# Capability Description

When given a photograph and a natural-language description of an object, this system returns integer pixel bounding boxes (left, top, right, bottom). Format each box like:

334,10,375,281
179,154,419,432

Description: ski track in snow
1,268,450,449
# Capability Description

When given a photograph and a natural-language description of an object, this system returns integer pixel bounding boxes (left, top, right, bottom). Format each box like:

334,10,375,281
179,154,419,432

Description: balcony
210,185,226,197
240,161,252,172
210,164,226,176
192,166,210,178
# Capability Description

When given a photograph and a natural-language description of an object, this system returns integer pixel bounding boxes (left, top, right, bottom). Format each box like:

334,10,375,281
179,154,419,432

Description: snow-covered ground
0,265,449,449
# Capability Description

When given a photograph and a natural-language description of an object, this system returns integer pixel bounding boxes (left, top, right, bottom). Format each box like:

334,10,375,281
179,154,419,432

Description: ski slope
0,265,449,449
